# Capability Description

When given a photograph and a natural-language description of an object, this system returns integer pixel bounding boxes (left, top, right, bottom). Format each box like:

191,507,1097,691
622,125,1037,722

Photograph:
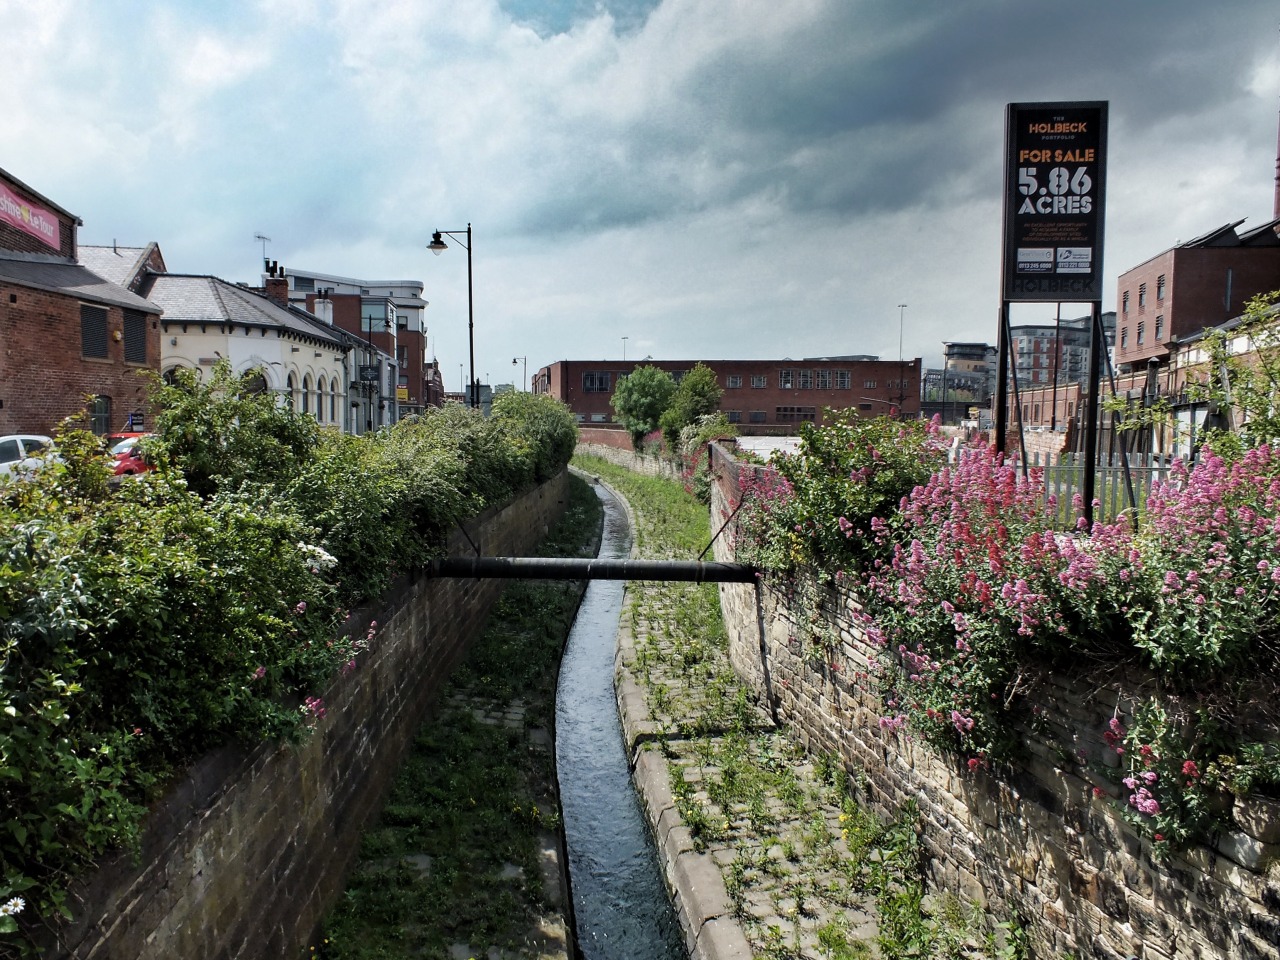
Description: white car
0,434,56,477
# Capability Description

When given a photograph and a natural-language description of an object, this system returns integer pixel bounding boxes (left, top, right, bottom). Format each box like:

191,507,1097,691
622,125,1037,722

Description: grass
574,452,1028,960
314,474,603,959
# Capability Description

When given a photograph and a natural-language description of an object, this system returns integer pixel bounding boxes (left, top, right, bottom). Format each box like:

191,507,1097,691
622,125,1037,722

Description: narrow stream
555,480,684,960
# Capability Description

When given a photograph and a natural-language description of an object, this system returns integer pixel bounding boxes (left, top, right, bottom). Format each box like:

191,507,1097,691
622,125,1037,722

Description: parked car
0,434,56,477
110,433,155,475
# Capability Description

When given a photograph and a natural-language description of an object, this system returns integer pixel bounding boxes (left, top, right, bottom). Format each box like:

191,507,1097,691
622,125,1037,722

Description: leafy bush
0,380,576,951
610,366,676,448
735,412,1280,851
489,392,578,483
659,362,722,450
735,413,947,571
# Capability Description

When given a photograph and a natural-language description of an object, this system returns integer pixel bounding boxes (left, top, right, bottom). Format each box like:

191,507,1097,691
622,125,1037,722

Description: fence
1021,449,1173,527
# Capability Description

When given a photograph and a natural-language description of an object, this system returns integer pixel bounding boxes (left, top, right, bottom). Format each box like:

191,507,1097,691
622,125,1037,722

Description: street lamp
622,336,629,361
512,356,527,392
428,224,475,408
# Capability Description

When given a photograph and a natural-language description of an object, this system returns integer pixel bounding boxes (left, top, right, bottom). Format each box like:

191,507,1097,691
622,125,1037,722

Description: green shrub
0,380,576,951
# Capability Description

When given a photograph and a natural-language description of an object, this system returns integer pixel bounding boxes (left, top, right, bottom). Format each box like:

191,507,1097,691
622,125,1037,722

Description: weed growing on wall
733,410,1280,854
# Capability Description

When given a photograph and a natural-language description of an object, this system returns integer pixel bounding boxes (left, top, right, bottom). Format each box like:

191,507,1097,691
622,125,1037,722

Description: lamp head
427,231,447,255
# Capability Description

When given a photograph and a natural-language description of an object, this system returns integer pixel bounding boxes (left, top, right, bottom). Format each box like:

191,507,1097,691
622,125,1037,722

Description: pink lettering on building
0,184,60,250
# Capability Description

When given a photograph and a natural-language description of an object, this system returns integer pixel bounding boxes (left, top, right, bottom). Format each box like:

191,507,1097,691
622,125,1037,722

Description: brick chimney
265,275,289,307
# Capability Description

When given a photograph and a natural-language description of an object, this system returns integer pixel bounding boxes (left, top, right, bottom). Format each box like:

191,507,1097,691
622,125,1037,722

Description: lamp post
622,336,629,361
512,356,527,392
428,224,475,408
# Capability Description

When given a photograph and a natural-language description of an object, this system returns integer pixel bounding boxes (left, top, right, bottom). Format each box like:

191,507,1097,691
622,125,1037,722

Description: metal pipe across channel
426,557,758,583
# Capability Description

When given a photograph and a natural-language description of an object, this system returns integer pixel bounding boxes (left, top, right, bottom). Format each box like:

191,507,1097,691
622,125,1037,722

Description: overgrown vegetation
575,453,1027,959
732,401,1280,854
316,474,602,958
0,363,577,951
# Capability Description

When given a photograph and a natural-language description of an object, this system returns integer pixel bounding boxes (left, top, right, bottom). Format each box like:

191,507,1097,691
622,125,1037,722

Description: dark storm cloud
522,0,1280,233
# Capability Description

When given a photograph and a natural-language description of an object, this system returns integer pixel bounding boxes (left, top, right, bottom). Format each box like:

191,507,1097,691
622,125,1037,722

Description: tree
660,362,722,449
611,365,677,447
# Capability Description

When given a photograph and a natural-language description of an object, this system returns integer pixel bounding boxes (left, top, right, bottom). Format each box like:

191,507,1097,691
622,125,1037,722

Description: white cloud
3,0,1277,381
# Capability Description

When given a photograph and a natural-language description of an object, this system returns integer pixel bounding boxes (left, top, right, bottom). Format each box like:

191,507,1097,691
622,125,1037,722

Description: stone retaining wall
705,442,1279,960
40,474,571,960
577,440,684,482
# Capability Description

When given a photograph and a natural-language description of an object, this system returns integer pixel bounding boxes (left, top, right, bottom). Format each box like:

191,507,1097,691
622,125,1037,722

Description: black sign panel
358,365,380,382
1002,101,1107,303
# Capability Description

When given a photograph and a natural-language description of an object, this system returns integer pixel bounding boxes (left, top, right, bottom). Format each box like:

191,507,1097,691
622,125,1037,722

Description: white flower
0,896,25,916
297,542,337,572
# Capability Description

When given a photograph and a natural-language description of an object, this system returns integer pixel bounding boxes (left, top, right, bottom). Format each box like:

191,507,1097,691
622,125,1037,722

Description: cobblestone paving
621,576,891,959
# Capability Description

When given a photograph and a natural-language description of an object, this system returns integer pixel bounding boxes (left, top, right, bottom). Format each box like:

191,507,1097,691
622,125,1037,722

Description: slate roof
143,274,350,350
0,252,160,313
77,244,157,288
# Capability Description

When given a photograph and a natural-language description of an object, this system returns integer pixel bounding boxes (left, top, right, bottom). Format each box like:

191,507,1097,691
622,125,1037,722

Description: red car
109,434,155,475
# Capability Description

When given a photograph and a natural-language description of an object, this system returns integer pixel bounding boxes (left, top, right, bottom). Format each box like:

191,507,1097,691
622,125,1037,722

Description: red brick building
0,168,162,436
1115,218,1280,372
533,356,922,431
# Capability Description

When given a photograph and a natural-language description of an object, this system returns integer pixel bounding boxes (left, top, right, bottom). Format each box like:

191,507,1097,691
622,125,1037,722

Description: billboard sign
1002,101,1107,302
0,183,60,250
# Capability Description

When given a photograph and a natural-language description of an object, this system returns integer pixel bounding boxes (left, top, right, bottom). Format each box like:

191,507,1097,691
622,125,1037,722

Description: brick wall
706,444,1279,960
36,473,570,960
0,282,160,435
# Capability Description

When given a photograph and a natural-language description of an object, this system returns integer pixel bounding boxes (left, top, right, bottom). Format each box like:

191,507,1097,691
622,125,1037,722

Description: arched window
243,369,268,394
330,380,338,422
318,378,328,422
302,375,312,415
286,373,297,411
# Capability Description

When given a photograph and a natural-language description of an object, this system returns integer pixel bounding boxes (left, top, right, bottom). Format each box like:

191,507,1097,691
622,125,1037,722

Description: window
1156,275,1166,301
1155,316,1164,343
81,304,109,358
726,410,741,423
360,301,389,334
1137,321,1145,345
748,410,767,423
815,369,831,390
286,373,297,410
726,375,742,389
778,369,794,390
834,370,851,390
90,396,111,434
590,413,606,422
751,374,767,389
858,403,873,411
1120,327,1129,349
330,382,337,422
1138,283,1147,308
294,276,315,292
582,371,612,393
863,379,877,390
797,369,813,390
316,378,327,422
775,406,817,423
302,374,312,414
123,309,147,364
1122,291,1129,314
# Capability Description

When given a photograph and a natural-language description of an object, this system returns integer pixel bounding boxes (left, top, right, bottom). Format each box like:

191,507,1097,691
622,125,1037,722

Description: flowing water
555,481,685,960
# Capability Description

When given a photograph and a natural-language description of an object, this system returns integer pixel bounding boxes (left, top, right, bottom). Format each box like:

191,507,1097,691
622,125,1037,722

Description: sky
3,0,1279,388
